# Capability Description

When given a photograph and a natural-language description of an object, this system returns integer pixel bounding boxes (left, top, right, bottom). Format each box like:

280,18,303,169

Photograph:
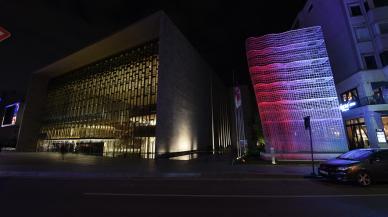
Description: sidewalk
0,152,315,179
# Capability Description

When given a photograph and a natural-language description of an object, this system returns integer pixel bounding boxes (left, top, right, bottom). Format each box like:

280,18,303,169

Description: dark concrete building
17,11,232,159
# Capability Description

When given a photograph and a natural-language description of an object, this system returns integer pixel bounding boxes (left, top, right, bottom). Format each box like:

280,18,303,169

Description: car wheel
357,171,372,187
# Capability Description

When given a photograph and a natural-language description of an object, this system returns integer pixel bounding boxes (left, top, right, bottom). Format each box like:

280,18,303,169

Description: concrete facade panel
156,15,213,155
16,74,49,151
295,0,362,83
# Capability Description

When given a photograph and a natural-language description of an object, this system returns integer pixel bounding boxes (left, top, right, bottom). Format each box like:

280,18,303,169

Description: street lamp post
304,116,316,176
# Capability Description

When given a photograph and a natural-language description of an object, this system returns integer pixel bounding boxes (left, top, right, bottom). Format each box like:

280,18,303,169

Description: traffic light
304,116,310,129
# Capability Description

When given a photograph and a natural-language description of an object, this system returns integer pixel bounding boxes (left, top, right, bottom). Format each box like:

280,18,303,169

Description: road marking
162,173,201,177
84,193,388,199
127,178,306,181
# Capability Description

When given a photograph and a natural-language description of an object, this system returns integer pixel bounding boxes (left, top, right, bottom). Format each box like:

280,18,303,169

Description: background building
0,91,23,150
17,11,232,159
246,26,348,160
294,0,388,149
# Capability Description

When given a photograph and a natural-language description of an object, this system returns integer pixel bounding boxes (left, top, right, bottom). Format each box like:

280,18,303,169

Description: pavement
0,152,315,179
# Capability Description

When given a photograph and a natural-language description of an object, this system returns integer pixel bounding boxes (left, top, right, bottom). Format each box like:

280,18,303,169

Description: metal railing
340,95,388,112
359,95,387,106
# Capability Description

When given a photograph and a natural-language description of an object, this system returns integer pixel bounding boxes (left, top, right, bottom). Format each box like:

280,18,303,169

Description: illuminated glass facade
38,41,159,158
18,12,232,157
246,26,348,155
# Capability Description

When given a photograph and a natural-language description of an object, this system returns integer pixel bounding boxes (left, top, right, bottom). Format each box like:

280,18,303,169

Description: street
1,177,388,217
2,1,388,217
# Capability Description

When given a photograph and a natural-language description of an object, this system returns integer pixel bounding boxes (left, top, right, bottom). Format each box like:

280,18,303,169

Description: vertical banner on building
234,87,242,109
234,87,247,158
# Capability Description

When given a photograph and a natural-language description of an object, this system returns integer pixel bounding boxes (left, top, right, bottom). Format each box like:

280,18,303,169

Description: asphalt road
1,177,388,217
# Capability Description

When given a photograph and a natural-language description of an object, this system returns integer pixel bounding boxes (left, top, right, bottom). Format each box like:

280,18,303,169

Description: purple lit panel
1,102,20,127
246,26,348,154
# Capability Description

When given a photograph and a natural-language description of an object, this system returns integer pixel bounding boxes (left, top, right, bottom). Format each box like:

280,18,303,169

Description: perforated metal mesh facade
246,27,348,153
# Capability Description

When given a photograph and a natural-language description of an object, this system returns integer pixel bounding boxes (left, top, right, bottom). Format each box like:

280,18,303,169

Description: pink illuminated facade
246,26,348,158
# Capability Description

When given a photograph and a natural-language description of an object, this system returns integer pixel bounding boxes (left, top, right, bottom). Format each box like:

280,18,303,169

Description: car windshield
337,149,374,160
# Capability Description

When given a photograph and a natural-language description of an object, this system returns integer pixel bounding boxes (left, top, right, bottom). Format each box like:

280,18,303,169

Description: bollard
270,147,276,165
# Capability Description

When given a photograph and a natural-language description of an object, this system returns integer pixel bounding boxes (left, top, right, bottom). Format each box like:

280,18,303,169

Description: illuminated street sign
0,26,11,42
339,101,357,112
376,129,386,143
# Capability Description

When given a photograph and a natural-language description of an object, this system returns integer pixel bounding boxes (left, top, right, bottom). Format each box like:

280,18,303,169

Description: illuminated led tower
246,26,348,159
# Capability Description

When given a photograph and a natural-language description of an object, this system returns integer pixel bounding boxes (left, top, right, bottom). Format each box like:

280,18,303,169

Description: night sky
0,0,306,95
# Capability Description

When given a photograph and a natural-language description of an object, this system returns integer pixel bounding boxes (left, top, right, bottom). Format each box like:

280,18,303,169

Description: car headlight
337,166,349,171
337,165,358,171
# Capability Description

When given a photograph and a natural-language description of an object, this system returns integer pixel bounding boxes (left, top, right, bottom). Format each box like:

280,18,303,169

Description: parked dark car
318,148,388,186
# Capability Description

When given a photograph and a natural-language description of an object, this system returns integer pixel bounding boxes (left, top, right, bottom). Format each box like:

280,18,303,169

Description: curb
0,171,203,179
0,170,306,180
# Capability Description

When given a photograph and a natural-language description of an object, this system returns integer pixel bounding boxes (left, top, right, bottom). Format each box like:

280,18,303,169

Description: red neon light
0,26,11,42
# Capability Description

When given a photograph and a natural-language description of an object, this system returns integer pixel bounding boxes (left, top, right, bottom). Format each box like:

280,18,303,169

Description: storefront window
381,116,388,141
345,118,369,150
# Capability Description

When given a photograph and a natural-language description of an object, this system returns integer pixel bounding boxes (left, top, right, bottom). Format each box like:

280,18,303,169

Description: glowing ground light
246,26,348,154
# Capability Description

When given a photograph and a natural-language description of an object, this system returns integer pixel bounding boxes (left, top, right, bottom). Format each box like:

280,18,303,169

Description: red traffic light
303,116,310,129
